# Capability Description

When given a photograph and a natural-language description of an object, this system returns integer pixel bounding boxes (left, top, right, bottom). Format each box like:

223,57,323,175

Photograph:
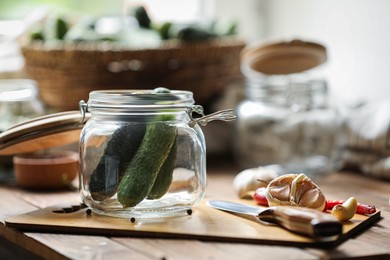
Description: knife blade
207,200,342,237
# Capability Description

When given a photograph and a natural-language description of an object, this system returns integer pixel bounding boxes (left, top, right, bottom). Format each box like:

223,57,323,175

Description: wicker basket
21,38,245,111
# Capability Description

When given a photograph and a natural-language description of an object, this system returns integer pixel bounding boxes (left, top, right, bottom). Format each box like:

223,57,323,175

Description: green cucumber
89,124,146,201
147,138,177,199
176,26,215,41
133,6,151,29
156,22,172,40
117,114,177,208
54,17,69,40
30,28,45,42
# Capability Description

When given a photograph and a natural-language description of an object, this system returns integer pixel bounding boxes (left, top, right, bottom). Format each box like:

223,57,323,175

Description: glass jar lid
0,88,235,155
0,79,38,102
85,89,195,112
80,88,235,127
0,111,88,155
241,39,327,76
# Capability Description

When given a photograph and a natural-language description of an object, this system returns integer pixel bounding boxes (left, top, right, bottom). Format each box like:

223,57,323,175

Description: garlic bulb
265,173,326,211
233,166,278,199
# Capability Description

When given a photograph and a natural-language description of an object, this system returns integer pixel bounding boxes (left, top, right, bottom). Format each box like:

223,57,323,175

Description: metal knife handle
257,206,342,237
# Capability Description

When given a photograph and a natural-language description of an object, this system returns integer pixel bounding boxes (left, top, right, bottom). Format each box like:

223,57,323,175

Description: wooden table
0,162,389,260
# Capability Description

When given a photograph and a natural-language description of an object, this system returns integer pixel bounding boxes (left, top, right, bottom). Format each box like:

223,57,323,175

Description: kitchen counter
0,162,389,260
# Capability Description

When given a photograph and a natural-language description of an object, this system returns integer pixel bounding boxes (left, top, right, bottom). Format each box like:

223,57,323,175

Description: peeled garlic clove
331,197,357,221
265,173,326,211
233,166,278,199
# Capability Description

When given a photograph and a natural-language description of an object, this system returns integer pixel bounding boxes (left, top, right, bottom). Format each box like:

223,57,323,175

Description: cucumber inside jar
117,114,177,208
89,114,178,208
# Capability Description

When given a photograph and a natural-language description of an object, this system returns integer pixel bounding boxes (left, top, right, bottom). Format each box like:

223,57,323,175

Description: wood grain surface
4,199,381,249
0,165,389,260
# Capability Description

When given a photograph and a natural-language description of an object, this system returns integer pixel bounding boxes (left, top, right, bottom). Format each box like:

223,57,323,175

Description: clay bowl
13,151,79,190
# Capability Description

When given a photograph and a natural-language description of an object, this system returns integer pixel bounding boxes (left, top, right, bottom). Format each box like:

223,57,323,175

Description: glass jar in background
0,79,45,132
234,40,343,177
0,79,46,174
79,89,234,219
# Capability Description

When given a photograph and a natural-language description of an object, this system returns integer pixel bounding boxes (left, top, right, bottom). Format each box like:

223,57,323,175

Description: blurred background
1,0,389,105
0,0,389,180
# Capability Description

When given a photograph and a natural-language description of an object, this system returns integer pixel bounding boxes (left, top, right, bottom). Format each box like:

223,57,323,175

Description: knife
207,200,342,237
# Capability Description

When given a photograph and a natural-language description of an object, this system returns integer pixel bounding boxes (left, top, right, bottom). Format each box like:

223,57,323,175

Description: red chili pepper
325,199,376,215
254,187,268,206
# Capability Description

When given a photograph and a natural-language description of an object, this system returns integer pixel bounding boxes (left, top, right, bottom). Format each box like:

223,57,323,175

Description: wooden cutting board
5,198,380,249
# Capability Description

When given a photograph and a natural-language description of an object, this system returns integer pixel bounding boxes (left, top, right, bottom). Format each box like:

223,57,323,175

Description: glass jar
79,89,234,219
234,73,343,177
0,79,46,174
0,79,45,132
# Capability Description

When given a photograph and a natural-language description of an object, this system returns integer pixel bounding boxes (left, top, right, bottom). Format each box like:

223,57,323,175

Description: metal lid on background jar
0,111,89,155
0,79,39,102
0,89,234,155
240,39,327,75
0,89,188,155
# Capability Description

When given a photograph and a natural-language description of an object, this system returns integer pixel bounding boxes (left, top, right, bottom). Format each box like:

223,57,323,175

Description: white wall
215,0,390,106
264,0,390,106
213,0,265,42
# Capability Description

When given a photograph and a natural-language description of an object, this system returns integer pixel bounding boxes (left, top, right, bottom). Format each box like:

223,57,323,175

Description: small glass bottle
79,89,234,219
0,79,45,174
0,79,45,132
234,72,343,177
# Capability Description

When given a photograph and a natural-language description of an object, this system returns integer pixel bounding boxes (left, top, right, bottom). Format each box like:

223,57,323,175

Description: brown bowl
13,151,79,190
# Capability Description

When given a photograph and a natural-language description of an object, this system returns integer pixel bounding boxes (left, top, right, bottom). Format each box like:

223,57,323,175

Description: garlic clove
233,166,278,199
267,183,290,203
299,188,326,211
331,197,357,221
266,173,326,211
